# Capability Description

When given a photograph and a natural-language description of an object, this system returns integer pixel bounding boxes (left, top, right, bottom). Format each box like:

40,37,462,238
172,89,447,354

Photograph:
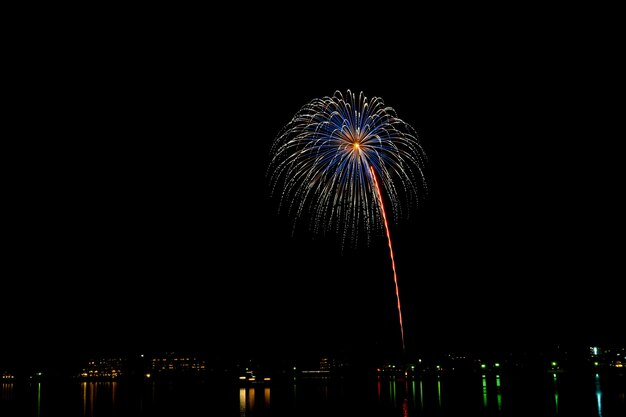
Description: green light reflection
37,382,41,417
553,372,559,414
482,374,487,408
437,377,442,407
496,374,502,411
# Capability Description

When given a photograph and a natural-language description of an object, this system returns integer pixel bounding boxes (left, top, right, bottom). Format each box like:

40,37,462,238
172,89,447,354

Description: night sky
4,12,623,369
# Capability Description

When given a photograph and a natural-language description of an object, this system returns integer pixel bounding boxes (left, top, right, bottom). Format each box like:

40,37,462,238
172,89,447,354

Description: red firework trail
370,165,405,352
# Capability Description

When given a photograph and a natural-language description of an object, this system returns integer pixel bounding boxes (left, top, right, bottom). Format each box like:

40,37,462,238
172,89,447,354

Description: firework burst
268,89,427,351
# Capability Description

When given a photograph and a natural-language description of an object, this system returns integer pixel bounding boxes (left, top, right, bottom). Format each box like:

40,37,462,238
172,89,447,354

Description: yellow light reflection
239,388,246,417
90,382,95,417
81,382,87,416
1,383,14,401
249,387,255,410
112,381,117,409
264,387,270,408
37,382,41,417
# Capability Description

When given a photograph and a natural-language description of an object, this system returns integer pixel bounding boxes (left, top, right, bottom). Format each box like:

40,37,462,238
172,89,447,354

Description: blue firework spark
268,89,426,247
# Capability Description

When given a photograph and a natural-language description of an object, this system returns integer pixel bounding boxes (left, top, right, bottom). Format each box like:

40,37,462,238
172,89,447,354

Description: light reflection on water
80,381,118,417
494,375,501,411
36,382,40,417
419,379,424,410
1,383,14,401
482,374,488,408
595,373,602,417
0,372,623,416
239,387,246,416
437,375,442,407
553,373,559,415
81,382,86,416
239,386,272,416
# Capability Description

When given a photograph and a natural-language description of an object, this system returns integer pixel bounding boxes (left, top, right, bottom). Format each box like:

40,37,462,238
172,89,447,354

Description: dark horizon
2,341,624,376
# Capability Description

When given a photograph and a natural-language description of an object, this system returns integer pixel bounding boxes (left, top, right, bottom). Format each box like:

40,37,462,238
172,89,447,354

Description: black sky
4,9,624,368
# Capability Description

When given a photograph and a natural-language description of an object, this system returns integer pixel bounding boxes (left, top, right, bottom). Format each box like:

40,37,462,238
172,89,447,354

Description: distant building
1,371,15,380
299,357,342,376
79,358,126,379
587,346,626,369
319,357,335,372
150,353,206,376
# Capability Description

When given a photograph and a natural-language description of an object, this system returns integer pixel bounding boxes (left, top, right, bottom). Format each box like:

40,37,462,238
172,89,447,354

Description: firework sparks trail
268,90,426,352
370,165,404,352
